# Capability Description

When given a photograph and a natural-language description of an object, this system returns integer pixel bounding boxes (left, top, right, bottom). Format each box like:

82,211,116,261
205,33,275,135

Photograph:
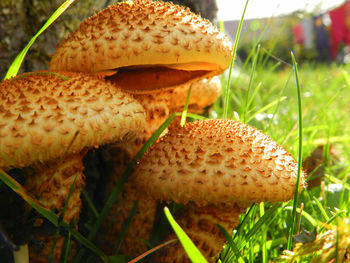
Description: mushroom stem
154,204,245,263
24,154,85,263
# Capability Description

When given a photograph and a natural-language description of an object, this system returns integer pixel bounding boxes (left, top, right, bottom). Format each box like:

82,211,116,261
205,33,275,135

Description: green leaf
164,207,208,263
4,0,76,80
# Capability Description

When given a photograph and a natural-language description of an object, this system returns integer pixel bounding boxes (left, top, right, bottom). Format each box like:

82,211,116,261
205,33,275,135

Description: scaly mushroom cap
0,71,146,170
49,0,232,93
169,76,222,113
134,119,306,208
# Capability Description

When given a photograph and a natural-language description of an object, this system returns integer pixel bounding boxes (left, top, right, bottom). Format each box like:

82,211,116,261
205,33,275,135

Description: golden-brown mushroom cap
134,119,306,208
0,72,146,170
49,0,232,93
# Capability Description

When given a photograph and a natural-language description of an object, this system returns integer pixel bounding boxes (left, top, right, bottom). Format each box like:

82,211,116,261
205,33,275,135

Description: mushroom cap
133,119,306,208
0,71,146,170
169,76,222,113
49,0,232,92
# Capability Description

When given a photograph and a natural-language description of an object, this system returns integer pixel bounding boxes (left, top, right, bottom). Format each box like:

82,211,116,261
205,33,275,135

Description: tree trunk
0,0,113,79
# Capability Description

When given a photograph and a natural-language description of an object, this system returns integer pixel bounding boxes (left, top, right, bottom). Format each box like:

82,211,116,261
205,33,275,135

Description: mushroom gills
102,62,221,93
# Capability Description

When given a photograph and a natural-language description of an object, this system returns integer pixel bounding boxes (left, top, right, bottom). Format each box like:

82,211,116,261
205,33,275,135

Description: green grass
2,0,350,263
212,59,350,263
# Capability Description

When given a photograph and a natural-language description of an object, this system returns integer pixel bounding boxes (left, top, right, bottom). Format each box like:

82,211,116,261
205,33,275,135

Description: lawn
213,59,350,263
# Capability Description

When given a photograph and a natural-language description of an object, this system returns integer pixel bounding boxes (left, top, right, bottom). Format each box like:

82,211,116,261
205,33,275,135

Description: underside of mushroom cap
0,71,146,170
49,0,233,93
133,119,306,208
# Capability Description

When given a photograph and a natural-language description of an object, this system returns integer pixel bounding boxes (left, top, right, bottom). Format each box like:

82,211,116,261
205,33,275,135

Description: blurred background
218,0,350,65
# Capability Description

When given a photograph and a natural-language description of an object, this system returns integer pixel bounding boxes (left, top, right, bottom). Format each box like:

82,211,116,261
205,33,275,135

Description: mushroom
132,119,306,262
169,76,222,114
0,71,146,262
49,0,232,94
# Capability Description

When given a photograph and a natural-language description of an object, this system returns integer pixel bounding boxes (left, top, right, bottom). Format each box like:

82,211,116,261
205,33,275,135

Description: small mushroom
132,119,306,262
49,0,233,93
0,72,146,262
169,76,222,114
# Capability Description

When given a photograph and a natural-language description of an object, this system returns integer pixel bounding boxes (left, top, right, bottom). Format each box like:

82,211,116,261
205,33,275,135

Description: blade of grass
312,196,329,221
61,221,73,263
261,22,288,67
238,203,280,250
216,224,244,262
284,206,318,227
318,209,346,233
259,202,267,263
242,44,260,123
4,0,76,80
0,169,109,262
128,239,177,263
325,174,350,190
180,86,192,126
182,113,208,121
113,200,139,253
240,23,269,74
164,206,208,263
287,51,304,251
233,203,256,240
223,0,249,118
265,69,292,132
74,113,176,262
342,69,350,88
49,173,78,262
0,169,58,225
246,96,287,123
82,189,99,219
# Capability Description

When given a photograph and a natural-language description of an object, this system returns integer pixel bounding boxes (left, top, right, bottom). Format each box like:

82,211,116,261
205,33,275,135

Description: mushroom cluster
48,0,232,257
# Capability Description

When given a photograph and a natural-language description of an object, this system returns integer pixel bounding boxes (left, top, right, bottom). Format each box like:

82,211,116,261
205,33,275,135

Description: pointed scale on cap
134,119,306,208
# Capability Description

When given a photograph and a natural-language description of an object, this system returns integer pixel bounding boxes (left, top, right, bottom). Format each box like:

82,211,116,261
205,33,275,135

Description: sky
216,0,345,21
